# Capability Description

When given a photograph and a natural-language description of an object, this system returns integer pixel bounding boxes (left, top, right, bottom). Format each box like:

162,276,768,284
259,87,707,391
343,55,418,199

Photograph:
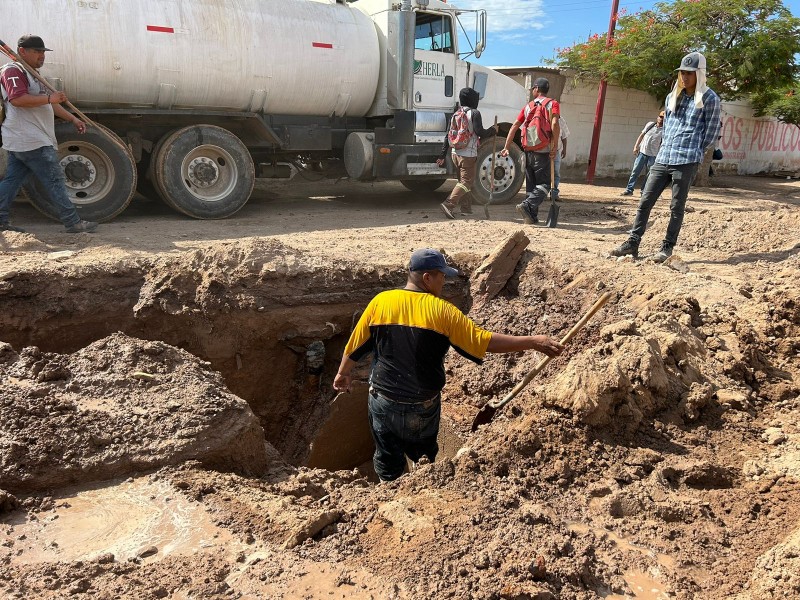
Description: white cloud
454,0,547,34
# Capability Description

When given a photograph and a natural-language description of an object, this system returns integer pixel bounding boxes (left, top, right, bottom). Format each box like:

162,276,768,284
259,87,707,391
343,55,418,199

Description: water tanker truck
1,0,528,221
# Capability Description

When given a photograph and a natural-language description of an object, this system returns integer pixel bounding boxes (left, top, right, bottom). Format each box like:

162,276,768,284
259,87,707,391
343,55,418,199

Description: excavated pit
2,219,799,599
2,238,560,474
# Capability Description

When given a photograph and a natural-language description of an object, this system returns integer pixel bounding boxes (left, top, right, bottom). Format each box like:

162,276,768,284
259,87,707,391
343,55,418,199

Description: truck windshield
414,13,453,54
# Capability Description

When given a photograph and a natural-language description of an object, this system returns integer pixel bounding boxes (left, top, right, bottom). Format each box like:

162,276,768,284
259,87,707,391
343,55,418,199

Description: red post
586,0,620,184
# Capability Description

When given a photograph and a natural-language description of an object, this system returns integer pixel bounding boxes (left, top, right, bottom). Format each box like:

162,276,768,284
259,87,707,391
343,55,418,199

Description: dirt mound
0,175,798,598
0,333,269,494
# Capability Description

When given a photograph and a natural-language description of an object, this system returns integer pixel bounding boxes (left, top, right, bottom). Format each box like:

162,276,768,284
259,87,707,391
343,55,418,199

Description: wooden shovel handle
0,39,95,128
489,292,612,409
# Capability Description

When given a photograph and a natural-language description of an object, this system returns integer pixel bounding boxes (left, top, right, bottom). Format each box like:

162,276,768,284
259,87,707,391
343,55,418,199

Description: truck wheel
472,142,524,205
26,122,137,222
153,125,254,219
400,179,447,193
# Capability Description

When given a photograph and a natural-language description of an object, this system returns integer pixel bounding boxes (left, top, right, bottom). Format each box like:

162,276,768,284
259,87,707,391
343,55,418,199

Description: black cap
532,77,550,94
17,35,52,51
675,52,706,72
409,249,459,277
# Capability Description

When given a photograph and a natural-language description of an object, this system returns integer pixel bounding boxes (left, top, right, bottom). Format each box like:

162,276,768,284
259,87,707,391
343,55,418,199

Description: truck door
412,12,457,111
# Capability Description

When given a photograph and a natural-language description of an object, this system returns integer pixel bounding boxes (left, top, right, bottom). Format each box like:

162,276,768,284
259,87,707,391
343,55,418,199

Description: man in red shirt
499,78,560,225
0,35,97,233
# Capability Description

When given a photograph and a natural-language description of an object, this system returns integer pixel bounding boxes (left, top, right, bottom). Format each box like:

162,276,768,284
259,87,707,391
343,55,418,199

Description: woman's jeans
0,146,80,227
367,388,440,482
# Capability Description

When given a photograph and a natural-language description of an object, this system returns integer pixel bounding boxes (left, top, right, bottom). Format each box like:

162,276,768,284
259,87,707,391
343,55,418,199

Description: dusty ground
0,174,798,599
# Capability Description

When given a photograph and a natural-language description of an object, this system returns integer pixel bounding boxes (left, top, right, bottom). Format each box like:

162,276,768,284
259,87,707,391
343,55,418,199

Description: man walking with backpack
500,77,560,224
610,52,720,262
437,87,496,219
620,112,664,196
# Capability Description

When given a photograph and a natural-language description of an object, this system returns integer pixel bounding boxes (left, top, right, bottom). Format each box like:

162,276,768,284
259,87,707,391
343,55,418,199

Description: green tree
751,83,800,129
552,0,800,102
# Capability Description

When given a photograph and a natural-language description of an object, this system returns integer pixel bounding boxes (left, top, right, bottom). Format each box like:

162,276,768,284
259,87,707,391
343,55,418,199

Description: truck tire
152,125,255,219
400,179,447,193
26,122,137,222
472,141,524,205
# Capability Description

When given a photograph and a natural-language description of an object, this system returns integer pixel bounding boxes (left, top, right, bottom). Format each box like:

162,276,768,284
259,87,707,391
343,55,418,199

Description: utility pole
586,0,620,184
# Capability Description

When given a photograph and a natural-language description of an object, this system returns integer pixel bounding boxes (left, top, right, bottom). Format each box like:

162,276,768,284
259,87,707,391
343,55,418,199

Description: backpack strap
643,121,656,134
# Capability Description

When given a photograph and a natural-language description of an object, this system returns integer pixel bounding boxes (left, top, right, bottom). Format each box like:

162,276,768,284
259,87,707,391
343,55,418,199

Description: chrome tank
2,0,380,117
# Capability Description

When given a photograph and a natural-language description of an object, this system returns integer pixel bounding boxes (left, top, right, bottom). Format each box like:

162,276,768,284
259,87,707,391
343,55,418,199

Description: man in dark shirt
333,248,563,481
436,87,496,218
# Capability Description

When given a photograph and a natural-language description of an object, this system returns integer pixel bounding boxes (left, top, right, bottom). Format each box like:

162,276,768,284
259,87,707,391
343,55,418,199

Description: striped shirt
656,88,721,166
344,289,493,402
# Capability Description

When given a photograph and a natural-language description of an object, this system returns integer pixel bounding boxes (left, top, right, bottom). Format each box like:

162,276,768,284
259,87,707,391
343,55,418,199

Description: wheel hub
60,155,97,189
187,157,219,188
481,154,514,193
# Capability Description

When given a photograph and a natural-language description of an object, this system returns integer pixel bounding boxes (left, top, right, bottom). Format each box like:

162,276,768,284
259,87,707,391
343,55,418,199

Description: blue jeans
624,152,656,193
629,162,699,247
0,146,80,227
553,152,561,198
367,387,440,481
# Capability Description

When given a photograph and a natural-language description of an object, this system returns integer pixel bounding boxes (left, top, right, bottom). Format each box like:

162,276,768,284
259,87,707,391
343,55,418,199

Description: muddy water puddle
1,477,243,564
569,522,676,599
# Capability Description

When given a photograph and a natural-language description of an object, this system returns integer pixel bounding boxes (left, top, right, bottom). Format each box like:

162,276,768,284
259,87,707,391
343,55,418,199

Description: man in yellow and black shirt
334,248,563,481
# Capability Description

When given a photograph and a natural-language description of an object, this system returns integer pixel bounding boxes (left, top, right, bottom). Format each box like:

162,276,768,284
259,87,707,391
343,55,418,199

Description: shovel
471,292,612,431
483,116,499,220
545,140,560,227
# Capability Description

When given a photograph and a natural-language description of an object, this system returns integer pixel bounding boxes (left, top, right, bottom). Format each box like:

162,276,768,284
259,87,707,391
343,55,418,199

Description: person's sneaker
65,220,98,233
0,222,26,233
515,203,537,225
652,243,673,263
440,202,456,219
610,239,639,258
619,190,633,196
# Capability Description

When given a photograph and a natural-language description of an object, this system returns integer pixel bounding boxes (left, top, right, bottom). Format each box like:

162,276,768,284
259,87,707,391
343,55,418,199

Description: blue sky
455,0,800,67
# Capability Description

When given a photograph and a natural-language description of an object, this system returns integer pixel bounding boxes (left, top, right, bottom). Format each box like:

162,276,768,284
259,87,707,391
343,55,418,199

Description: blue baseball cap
409,248,459,276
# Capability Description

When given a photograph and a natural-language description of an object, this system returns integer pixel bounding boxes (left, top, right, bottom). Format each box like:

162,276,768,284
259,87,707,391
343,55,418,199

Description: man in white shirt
552,116,570,200
620,111,664,196
0,35,97,233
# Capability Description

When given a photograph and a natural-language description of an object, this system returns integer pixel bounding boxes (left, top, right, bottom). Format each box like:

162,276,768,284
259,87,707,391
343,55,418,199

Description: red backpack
521,97,553,151
447,108,473,150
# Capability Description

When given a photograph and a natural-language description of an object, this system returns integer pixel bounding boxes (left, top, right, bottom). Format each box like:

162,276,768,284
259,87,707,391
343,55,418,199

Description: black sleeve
439,133,450,159
472,110,495,140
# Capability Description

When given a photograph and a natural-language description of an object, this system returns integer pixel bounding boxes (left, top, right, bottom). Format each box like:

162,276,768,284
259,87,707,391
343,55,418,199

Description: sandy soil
0,173,799,599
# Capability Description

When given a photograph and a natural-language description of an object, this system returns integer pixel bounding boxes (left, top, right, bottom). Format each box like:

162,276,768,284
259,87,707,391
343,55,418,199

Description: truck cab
349,0,527,201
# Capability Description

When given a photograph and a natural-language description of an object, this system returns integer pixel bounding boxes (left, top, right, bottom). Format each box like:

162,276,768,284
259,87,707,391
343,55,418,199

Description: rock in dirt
470,230,529,310
283,509,343,549
0,333,271,494
0,489,20,514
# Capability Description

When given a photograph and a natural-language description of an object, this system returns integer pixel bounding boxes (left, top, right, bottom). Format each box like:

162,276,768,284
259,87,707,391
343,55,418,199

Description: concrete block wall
558,80,662,180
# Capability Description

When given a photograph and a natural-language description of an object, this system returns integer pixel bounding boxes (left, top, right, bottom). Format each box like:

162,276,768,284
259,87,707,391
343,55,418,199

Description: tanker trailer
0,0,528,221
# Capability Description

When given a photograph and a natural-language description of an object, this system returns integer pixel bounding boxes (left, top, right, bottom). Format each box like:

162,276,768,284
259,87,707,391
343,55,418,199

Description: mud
0,174,798,598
